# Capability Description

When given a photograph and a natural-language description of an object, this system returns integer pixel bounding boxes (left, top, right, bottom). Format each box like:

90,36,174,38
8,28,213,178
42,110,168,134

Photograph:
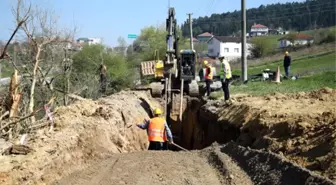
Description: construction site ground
0,89,335,185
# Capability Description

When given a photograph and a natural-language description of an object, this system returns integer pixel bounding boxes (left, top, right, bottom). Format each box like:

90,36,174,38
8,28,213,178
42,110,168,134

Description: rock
321,87,333,94
297,121,310,129
7,144,34,155
229,174,234,179
0,139,13,155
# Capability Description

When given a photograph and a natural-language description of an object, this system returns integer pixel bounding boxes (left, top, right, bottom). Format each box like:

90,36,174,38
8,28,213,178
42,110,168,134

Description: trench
49,92,335,185
165,96,336,185
168,96,241,150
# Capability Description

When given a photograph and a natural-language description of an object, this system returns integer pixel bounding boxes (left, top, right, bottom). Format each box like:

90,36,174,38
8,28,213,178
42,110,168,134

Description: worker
136,108,174,150
219,55,232,101
283,51,291,78
203,60,213,97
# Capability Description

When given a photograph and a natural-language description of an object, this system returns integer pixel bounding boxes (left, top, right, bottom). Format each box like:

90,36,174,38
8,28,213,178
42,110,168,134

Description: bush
320,28,336,44
249,38,272,58
71,45,136,98
313,28,336,44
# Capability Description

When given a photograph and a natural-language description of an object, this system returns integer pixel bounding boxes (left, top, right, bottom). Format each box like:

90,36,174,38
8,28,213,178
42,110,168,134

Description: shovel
171,142,189,152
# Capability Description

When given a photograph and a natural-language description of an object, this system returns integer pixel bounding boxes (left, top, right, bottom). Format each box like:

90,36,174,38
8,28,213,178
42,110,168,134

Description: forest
181,0,336,37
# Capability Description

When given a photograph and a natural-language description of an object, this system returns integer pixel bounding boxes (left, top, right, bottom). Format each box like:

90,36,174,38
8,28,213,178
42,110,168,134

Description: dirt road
52,143,335,185
53,151,230,185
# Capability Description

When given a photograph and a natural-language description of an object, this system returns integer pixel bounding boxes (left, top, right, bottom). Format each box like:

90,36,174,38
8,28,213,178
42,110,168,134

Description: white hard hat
218,54,225,59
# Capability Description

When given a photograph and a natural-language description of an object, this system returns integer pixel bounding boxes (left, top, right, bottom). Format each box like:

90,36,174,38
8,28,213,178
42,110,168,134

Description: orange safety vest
148,117,165,142
205,66,213,80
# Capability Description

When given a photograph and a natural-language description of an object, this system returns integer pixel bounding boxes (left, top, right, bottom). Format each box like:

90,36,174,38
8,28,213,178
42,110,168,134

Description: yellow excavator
139,7,199,123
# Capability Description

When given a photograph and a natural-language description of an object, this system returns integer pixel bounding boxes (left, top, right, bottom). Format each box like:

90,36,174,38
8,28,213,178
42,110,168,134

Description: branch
0,107,42,131
0,111,9,120
67,94,86,101
0,4,30,60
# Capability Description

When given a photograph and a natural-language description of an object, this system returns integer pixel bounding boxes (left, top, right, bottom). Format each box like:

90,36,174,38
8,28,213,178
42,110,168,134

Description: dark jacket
284,55,291,67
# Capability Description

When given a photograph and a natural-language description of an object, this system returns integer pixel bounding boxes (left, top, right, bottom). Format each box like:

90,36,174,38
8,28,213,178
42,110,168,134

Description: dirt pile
197,87,336,181
0,91,161,185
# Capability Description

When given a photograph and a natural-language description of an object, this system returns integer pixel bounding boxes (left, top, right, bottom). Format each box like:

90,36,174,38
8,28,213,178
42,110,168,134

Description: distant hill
181,0,335,37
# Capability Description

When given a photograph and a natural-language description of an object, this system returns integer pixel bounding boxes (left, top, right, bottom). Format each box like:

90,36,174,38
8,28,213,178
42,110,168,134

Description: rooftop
279,33,313,40
252,24,267,28
198,32,213,37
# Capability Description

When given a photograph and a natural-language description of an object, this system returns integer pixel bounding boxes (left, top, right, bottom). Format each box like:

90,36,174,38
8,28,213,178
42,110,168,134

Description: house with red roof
250,23,269,36
278,33,314,48
196,32,214,42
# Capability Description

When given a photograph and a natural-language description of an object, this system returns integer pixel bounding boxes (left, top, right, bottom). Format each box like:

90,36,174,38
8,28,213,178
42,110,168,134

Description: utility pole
188,13,194,50
241,0,247,82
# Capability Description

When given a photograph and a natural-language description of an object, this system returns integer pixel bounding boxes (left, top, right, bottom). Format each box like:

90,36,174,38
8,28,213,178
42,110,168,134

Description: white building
76,37,102,45
250,23,268,36
207,36,252,61
278,33,314,48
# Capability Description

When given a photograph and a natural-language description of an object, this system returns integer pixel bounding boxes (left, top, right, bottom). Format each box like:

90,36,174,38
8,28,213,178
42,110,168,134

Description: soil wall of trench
170,88,336,181
0,91,161,185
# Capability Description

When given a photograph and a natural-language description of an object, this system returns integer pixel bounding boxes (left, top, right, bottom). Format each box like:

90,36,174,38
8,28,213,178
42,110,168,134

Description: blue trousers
284,66,290,77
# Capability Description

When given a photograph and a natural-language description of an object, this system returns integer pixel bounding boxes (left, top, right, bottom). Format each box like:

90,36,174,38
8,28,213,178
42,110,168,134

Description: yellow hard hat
154,108,162,115
285,51,289,54
203,60,208,65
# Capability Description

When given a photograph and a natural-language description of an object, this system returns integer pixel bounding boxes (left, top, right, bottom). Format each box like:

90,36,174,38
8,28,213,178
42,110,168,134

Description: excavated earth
179,87,336,181
0,88,335,185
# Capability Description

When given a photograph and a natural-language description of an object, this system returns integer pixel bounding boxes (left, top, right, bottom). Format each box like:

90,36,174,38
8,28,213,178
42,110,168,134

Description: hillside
181,0,336,37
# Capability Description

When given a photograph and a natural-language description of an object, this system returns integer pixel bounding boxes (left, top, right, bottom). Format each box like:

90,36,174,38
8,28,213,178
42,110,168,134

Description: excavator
140,7,199,123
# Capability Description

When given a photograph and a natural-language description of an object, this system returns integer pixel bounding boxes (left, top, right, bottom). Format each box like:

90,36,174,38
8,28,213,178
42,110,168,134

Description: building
207,36,252,61
76,37,102,45
196,32,214,42
278,33,314,48
268,27,289,35
250,23,268,36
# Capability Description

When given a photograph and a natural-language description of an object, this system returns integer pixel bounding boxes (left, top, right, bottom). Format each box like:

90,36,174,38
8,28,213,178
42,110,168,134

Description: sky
0,0,305,47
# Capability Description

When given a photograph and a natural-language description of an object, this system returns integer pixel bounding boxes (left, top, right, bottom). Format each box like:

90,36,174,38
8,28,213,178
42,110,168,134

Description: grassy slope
230,71,335,96
233,52,336,76
210,51,336,98
249,26,336,53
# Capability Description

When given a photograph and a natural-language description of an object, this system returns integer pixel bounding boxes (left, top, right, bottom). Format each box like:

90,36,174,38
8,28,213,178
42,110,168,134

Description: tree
182,0,335,37
71,45,135,98
13,0,75,122
131,24,190,62
117,36,127,48
249,38,271,58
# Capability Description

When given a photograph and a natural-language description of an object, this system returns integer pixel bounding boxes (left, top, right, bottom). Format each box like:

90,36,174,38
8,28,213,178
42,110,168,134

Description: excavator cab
179,49,196,81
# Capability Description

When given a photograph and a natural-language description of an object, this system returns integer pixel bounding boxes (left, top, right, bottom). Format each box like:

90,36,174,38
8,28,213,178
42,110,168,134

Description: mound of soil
199,87,336,181
0,91,161,185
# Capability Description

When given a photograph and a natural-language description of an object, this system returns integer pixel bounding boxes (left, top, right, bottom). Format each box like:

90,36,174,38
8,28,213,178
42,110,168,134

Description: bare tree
13,0,76,122
0,2,30,60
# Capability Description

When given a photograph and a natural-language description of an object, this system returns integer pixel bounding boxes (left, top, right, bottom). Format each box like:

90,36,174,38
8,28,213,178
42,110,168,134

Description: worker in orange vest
137,108,174,150
203,60,213,96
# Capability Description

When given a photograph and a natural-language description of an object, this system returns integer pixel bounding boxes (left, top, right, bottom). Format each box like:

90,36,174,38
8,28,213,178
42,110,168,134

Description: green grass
230,71,336,96
210,51,336,98
232,52,336,76
249,26,336,56
250,35,283,50
302,26,336,35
